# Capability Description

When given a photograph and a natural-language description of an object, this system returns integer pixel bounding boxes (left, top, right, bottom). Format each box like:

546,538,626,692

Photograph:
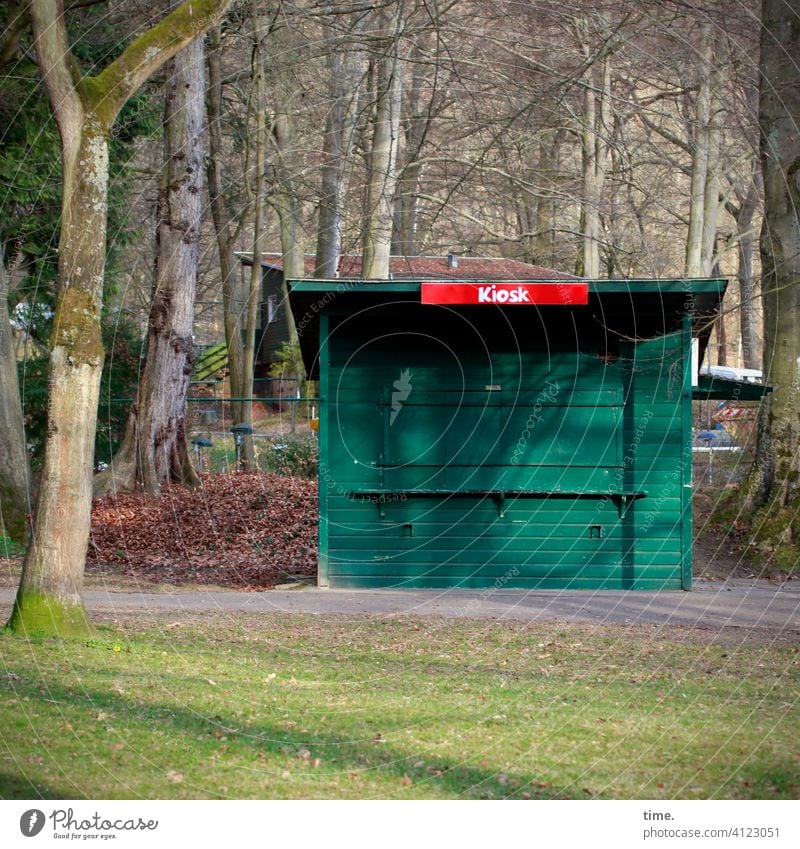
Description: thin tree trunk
535,130,560,267
715,312,727,366
685,29,713,277
206,25,246,426
94,19,205,496
737,166,761,370
579,51,611,279
393,44,427,257
272,109,305,296
271,108,303,433
700,87,722,273
314,7,364,278
362,8,403,279
0,246,31,544
241,0,268,469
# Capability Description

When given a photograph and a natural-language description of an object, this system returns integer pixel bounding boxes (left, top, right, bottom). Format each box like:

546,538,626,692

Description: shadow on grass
5,679,563,800
0,771,77,800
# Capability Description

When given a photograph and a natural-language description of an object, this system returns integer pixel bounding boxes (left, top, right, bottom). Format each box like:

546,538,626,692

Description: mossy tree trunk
0,251,31,545
94,14,206,497
6,0,232,638
9,113,112,636
739,0,800,565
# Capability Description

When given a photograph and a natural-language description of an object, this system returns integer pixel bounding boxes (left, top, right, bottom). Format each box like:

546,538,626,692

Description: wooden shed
289,266,728,591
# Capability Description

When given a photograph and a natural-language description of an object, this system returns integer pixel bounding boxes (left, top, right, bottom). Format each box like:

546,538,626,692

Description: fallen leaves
88,472,318,589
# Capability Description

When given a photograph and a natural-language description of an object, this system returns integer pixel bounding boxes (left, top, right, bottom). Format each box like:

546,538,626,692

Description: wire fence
185,394,319,477
691,399,757,492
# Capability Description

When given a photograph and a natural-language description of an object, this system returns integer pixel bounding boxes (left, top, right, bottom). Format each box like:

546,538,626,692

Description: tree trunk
314,7,364,278
0,248,31,545
206,25,246,426
685,29,713,278
8,119,108,636
270,107,302,433
6,0,231,637
94,23,205,496
739,0,800,564
240,0,268,470
737,166,761,370
578,50,612,279
534,130,560,267
700,85,722,274
362,9,403,279
272,109,305,294
392,44,428,257
715,311,728,366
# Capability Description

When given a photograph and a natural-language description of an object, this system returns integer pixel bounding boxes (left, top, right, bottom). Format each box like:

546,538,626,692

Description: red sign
420,281,588,306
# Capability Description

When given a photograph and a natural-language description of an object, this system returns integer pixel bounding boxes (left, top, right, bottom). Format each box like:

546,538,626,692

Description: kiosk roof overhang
288,277,727,380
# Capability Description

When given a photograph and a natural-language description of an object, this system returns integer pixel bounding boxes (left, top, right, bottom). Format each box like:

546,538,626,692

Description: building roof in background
249,253,582,281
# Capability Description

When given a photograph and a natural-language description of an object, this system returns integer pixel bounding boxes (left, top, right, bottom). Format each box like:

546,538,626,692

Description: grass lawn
1,611,797,800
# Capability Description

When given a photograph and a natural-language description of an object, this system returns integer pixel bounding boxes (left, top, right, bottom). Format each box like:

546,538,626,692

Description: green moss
4,591,93,638
708,484,800,572
747,502,800,572
51,286,104,366
80,0,231,130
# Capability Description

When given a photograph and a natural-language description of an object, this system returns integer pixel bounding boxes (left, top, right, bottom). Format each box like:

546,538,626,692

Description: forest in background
3,0,764,360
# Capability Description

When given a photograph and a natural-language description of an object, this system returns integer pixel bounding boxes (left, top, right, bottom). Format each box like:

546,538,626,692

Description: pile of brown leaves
88,473,317,589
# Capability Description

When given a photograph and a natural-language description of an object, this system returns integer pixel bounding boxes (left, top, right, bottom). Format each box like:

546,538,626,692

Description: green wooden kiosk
289,274,727,590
